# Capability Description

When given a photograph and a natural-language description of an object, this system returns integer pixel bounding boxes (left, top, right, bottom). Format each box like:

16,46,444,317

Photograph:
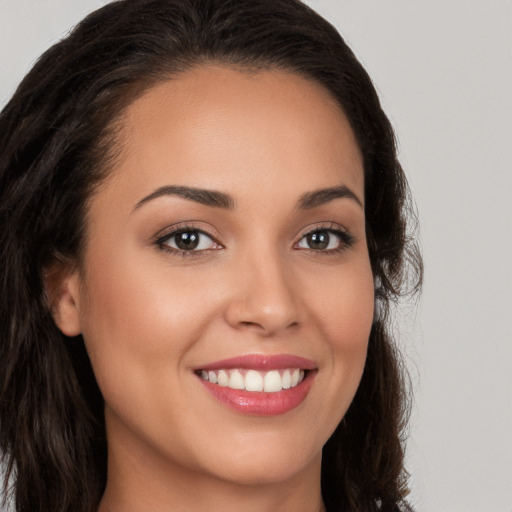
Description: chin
209,456,318,487
192,430,323,486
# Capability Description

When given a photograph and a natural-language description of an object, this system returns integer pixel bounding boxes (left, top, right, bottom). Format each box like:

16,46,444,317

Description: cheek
337,271,373,372
308,255,374,390
295,256,374,443
76,251,221,404
310,257,374,348
81,242,219,336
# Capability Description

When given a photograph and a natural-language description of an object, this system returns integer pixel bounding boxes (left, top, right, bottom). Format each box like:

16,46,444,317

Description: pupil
307,231,329,250
175,231,199,250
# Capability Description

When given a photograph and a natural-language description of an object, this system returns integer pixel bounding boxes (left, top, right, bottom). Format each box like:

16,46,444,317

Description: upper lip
196,354,317,372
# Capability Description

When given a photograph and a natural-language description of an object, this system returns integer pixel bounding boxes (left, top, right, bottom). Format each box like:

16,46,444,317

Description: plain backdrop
1,1,511,511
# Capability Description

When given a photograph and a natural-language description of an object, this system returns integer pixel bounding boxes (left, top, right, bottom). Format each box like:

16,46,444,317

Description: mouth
195,367,307,392
194,354,317,416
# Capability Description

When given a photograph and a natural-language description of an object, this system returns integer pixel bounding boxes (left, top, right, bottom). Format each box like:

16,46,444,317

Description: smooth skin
52,66,374,512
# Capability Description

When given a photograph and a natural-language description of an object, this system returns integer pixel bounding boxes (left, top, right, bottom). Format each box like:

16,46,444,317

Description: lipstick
195,354,317,416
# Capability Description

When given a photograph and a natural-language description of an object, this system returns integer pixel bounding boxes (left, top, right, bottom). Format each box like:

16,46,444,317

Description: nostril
238,320,270,333
237,319,298,335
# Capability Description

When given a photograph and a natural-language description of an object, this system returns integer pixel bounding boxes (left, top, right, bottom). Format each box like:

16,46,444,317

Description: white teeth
263,370,282,392
291,368,300,387
199,368,307,393
217,370,229,387
245,370,263,391
228,369,245,390
282,369,291,389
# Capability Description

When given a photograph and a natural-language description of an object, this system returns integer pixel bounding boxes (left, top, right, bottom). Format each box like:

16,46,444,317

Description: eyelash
154,224,221,257
295,223,356,254
153,223,355,257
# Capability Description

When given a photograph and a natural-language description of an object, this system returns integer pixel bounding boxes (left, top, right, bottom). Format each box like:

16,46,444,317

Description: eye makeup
153,223,223,257
294,222,355,255
152,220,355,258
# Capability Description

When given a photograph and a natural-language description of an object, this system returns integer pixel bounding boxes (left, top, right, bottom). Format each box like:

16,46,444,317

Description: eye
295,228,354,252
157,228,220,253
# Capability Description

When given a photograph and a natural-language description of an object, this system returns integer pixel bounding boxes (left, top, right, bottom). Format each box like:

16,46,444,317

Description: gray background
1,1,511,511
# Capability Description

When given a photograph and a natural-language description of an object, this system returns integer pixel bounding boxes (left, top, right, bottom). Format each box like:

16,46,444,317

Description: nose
224,249,300,336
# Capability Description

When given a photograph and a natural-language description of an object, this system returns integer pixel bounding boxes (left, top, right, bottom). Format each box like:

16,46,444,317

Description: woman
0,1,422,511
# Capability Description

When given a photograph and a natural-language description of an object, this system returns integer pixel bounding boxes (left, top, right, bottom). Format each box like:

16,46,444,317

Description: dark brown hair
0,1,422,511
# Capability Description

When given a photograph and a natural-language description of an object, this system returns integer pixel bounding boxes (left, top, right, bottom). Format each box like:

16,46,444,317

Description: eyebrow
133,183,362,212
133,185,235,211
297,185,363,209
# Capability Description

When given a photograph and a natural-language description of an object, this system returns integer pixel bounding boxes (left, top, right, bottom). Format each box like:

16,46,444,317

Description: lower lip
197,372,315,416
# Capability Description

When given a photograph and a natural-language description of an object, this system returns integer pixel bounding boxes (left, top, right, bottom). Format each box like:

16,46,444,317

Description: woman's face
59,66,374,489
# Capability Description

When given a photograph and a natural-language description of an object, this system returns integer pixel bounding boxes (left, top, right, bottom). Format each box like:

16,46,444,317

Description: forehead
102,65,364,207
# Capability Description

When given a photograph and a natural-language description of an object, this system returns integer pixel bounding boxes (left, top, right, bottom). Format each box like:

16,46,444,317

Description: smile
198,368,306,392
195,354,317,415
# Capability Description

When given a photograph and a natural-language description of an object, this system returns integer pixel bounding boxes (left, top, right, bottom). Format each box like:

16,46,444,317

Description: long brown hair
0,1,422,511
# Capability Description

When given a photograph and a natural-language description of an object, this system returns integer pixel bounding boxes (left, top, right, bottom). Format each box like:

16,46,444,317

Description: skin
53,66,374,512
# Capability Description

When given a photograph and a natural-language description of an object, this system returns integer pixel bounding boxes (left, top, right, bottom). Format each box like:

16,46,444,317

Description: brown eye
174,231,200,250
306,231,330,250
160,229,219,252
296,228,354,252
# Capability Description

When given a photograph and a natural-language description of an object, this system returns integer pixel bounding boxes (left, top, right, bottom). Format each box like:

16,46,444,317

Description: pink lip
198,373,315,416
195,354,317,416
196,353,317,372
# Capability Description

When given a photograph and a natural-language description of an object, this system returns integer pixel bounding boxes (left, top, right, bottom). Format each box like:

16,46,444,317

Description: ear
44,261,82,337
